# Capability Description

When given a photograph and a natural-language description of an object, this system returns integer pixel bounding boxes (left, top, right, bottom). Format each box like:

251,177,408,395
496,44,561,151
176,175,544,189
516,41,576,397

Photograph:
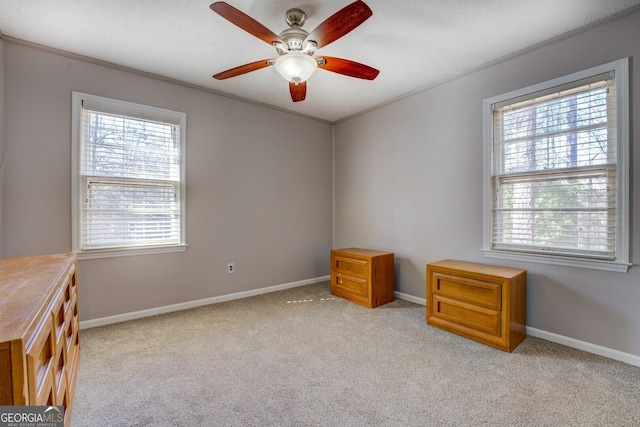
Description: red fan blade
210,2,283,46
304,1,372,49
317,57,379,80
213,59,274,80
289,81,307,102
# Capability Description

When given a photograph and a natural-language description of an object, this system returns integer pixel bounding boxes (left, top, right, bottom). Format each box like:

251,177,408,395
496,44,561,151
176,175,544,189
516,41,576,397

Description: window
72,92,186,259
483,58,629,272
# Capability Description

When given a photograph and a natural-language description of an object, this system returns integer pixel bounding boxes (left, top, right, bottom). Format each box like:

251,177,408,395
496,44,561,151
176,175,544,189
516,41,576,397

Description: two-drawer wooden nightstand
330,248,395,308
426,259,526,352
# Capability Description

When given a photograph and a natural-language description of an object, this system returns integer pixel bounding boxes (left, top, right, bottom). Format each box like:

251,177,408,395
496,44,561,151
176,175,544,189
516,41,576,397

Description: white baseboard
394,292,640,367
526,327,640,367
80,275,330,329
395,291,426,306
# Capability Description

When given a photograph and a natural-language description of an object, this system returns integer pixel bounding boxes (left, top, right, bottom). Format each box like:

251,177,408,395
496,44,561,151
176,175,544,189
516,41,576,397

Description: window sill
482,249,631,273
77,244,188,260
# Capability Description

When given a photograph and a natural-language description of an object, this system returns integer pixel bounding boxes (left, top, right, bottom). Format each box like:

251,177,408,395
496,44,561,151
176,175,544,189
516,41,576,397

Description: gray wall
334,11,640,356
2,41,333,320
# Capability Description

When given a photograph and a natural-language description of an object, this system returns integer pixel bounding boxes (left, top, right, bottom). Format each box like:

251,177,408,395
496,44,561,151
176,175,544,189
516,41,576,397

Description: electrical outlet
227,263,235,274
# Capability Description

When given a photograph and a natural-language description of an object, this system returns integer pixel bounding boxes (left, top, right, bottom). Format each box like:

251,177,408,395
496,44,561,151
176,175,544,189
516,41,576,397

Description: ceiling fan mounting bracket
285,8,306,28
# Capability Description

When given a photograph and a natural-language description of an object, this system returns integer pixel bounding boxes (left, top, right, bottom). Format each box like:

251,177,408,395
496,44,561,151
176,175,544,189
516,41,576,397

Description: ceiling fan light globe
274,53,318,83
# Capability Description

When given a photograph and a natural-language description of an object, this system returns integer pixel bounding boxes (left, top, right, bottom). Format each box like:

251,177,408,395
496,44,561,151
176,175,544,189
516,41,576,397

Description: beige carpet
71,282,640,426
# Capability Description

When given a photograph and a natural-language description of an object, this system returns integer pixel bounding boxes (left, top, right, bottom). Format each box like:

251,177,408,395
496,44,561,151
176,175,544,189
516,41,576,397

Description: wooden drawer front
55,372,68,410
62,276,72,306
66,314,79,373
54,344,68,407
62,278,73,322
432,272,501,311
334,256,368,277
0,342,13,404
52,290,66,352
432,295,501,337
26,315,56,405
334,274,368,298
64,292,77,335
53,310,66,398
69,269,78,302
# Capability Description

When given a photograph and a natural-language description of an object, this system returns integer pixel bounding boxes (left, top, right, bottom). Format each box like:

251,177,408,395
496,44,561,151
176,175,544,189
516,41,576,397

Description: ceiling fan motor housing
279,27,310,51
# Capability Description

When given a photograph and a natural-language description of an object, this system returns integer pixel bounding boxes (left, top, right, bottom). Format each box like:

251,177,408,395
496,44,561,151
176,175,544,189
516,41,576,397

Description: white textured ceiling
0,0,638,122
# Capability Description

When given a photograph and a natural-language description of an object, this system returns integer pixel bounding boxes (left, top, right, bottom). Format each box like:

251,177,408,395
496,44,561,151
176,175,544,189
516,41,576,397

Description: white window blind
73,93,186,255
484,58,630,272
491,76,616,259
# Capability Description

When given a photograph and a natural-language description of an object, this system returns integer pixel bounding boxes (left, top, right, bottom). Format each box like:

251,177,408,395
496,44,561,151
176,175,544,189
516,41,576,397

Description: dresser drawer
432,295,501,337
334,255,368,277
51,289,66,352
431,272,501,311
333,274,368,298
26,314,56,405
54,340,68,407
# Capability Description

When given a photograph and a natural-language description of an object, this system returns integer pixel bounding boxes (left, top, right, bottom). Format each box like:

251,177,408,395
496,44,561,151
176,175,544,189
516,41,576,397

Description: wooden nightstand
426,259,526,352
330,248,395,308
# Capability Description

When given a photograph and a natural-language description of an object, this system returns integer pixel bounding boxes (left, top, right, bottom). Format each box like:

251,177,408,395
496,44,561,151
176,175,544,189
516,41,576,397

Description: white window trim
71,92,187,260
482,58,630,273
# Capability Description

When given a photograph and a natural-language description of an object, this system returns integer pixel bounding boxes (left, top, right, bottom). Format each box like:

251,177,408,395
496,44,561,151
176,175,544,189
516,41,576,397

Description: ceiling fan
210,1,379,102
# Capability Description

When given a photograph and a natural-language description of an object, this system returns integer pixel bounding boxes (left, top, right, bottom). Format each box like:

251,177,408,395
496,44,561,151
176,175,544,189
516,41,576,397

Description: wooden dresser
426,259,526,352
330,248,395,308
0,253,80,426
